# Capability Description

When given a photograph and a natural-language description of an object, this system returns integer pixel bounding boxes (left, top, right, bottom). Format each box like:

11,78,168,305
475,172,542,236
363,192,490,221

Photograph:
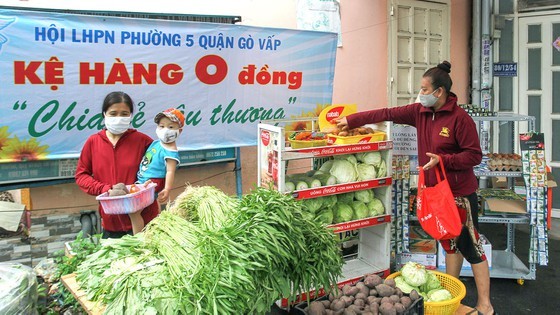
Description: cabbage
394,276,419,294
427,289,453,302
337,192,354,204
420,271,442,293
320,195,338,208
400,261,428,287
318,160,335,173
302,198,323,214
334,154,358,165
355,189,374,203
333,203,354,223
359,151,382,167
329,159,357,183
315,208,334,225
351,201,369,220
367,198,385,216
356,163,377,181
376,159,387,178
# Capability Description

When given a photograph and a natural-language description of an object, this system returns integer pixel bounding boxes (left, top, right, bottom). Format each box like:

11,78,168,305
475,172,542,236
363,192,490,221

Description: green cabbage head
400,261,428,287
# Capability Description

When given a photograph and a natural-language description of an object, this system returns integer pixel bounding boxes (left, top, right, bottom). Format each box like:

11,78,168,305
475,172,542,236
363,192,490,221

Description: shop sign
493,62,518,77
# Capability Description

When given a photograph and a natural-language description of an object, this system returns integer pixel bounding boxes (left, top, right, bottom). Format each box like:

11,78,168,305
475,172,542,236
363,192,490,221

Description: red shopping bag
416,158,462,240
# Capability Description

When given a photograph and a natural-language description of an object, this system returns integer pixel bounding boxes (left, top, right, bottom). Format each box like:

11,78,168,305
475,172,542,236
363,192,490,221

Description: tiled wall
0,212,84,267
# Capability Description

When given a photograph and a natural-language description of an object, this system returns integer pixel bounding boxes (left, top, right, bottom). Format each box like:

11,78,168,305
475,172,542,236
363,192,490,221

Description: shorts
439,192,487,265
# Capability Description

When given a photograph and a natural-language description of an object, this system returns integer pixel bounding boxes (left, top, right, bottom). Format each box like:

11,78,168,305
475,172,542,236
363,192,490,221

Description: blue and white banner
0,8,337,162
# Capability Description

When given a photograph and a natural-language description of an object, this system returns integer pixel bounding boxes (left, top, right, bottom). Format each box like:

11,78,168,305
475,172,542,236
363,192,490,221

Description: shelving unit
257,120,393,286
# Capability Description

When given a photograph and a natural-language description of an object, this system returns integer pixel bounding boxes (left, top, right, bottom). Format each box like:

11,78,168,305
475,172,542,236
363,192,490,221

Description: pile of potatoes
305,274,420,315
330,126,375,137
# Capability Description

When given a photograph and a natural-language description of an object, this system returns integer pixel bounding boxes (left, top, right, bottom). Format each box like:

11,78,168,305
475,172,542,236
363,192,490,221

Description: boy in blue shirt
130,108,184,234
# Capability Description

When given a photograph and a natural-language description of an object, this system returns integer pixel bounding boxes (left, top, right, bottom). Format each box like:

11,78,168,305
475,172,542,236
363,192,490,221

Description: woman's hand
334,117,349,131
422,152,440,170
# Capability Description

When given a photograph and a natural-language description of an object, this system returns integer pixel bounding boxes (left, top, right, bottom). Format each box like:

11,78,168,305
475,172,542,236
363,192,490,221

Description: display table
61,273,104,315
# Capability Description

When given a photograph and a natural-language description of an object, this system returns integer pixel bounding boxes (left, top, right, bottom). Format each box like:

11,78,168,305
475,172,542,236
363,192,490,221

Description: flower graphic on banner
0,135,49,162
554,36,560,52
0,17,16,53
0,126,12,151
284,103,330,138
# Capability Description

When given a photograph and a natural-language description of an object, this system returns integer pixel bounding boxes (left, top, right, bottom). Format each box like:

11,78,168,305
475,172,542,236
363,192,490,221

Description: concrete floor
460,218,560,315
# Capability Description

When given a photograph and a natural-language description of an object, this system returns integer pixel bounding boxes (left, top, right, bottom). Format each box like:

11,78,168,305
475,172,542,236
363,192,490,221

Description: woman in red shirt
336,61,495,315
75,91,159,238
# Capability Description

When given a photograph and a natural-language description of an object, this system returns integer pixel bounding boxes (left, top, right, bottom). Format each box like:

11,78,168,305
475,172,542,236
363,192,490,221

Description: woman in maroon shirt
75,91,159,238
336,62,495,315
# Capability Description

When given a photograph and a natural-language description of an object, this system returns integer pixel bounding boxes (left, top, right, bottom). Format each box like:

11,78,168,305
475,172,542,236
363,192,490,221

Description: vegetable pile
303,273,420,315
330,126,376,137
76,186,344,314
394,262,453,302
299,190,386,225
284,152,388,193
289,131,327,141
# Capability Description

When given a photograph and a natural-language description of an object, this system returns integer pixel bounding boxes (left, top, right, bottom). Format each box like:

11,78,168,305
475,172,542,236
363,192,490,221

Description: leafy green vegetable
427,288,453,302
320,194,338,208
334,154,358,165
334,203,354,223
420,270,442,293
354,189,374,203
356,163,377,181
313,174,337,186
394,276,420,294
376,159,387,178
315,208,334,225
318,159,335,173
329,159,357,184
302,197,323,214
401,261,428,287
357,151,382,167
367,198,385,217
337,192,355,204
351,201,369,220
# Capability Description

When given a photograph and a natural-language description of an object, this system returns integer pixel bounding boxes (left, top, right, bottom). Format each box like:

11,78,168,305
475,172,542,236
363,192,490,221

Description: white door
389,0,450,107
519,12,560,217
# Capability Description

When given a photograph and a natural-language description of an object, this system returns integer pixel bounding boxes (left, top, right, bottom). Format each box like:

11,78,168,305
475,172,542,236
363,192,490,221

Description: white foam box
397,252,437,270
437,234,492,269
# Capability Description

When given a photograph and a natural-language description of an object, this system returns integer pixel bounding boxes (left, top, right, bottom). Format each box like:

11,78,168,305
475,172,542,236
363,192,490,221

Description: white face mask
104,116,131,135
156,127,180,144
418,89,439,108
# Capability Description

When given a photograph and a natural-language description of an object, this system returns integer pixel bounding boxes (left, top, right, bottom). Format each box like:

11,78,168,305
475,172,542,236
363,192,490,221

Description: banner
0,9,337,162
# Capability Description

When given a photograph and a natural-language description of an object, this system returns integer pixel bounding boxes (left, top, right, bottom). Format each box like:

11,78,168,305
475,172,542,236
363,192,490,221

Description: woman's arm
345,104,419,129
75,138,111,196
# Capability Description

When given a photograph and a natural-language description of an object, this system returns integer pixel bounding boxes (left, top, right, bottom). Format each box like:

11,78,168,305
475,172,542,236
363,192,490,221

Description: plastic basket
96,182,157,215
289,139,328,149
326,131,386,145
387,270,466,315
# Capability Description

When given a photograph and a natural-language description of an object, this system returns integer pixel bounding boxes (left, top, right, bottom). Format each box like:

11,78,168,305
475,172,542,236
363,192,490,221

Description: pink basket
96,182,157,215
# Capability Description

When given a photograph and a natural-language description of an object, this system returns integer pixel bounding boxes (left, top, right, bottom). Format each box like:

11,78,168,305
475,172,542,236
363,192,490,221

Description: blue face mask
418,89,439,108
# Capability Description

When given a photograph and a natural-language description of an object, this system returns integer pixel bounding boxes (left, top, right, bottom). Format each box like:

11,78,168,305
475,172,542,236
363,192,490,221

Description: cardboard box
397,252,437,270
484,198,526,214
437,235,492,269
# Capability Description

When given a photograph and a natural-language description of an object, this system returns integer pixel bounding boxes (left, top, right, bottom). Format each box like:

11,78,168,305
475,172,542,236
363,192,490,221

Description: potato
370,302,379,314
356,282,370,297
394,302,406,314
389,295,400,303
341,295,355,307
375,284,395,297
321,300,331,309
364,274,383,288
329,288,343,301
367,296,378,305
409,290,420,301
325,310,336,315
383,279,396,288
355,293,368,301
369,289,378,297
108,188,127,196
395,288,403,298
112,183,127,191
330,299,345,311
380,297,392,305
399,296,412,309
308,301,326,315
338,131,349,136
379,302,397,315
354,298,366,307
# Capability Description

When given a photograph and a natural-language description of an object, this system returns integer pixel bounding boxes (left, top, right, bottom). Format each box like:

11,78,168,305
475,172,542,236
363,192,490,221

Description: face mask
156,127,180,144
418,89,439,108
104,116,131,135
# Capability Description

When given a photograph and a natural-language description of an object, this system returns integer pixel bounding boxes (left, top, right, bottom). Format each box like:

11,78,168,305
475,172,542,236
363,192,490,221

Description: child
129,108,185,234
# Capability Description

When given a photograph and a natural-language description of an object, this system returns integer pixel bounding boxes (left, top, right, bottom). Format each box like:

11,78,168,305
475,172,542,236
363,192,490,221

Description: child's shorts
439,192,487,265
